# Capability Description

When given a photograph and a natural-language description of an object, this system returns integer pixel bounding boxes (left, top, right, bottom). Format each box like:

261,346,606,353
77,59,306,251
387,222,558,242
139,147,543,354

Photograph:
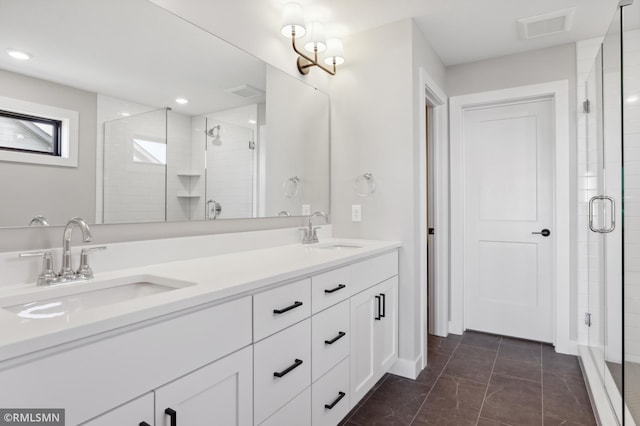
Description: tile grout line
474,336,502,426
408,335,463,425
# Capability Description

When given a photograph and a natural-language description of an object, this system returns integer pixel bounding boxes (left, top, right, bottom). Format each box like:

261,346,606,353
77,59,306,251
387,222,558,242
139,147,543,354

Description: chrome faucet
60,217,92,277
301,211,328,244
19,217,106,286
29,215,49,226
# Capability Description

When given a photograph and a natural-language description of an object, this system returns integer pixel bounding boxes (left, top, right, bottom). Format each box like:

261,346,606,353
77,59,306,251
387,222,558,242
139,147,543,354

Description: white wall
0,69,96,227
331,18,446,369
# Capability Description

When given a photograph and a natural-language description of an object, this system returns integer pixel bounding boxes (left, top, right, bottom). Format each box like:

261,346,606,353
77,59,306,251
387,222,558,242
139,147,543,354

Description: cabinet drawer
254,279,311,341
312,300,350,382
350,251,398,294
311,265,351,313
0,296,252,426
312,357,350,426
254,319,312,424
259,387,311,426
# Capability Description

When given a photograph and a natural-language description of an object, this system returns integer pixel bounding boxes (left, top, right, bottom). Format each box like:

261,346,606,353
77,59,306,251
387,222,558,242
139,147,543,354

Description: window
0,95,78,168
0,110,62,156
133,138,167,165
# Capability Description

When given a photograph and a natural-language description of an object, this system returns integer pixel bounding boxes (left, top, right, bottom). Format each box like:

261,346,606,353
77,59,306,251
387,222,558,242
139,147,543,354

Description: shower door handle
207,200,222,220
588,195,615,233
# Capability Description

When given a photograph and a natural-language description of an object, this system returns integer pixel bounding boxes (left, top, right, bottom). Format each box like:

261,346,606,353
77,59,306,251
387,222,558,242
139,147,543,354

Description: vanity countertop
0,238,400,363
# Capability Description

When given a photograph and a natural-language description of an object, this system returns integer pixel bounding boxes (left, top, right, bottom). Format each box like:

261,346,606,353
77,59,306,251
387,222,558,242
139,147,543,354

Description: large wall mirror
0,0,329,228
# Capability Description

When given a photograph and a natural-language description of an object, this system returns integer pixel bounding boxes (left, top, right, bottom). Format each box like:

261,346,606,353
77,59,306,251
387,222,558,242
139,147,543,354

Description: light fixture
119,112,131,117
6,49,31,60
627,95,639,104
248,119,257,124
175,98,189,105
280,3,344,76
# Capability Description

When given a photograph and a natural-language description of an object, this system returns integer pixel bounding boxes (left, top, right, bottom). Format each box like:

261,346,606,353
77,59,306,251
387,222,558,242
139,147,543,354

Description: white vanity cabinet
350,276,399,406
154,346,253,426
0,246,399,426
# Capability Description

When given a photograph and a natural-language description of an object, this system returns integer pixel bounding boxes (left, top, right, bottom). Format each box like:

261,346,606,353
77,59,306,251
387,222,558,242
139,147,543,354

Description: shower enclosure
580,1,640,424
103,105,260,223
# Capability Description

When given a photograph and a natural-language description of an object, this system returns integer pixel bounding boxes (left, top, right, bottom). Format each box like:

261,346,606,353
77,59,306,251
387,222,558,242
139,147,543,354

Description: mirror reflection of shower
206,124,222,145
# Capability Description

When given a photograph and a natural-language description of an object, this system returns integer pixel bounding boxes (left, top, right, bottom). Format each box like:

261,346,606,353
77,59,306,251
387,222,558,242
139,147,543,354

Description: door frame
418,68,448,371
449,80,573,354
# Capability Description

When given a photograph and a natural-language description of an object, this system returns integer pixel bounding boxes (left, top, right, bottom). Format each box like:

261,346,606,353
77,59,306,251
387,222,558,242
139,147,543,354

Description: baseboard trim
389,355,422,380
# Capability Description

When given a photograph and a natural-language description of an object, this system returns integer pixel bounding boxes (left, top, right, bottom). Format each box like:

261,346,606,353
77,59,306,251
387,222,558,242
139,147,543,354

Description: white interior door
464,99,554,342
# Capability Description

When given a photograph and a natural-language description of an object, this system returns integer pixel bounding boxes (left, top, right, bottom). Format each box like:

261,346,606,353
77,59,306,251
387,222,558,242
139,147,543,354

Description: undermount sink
313,243,363,250
2,275,194,320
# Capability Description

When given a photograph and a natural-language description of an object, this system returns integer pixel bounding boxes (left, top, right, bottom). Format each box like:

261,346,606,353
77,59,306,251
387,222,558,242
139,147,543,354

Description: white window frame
0,95,78,167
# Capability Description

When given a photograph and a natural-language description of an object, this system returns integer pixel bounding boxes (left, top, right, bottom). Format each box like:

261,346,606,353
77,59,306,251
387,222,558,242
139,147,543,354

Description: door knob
532,229,551,237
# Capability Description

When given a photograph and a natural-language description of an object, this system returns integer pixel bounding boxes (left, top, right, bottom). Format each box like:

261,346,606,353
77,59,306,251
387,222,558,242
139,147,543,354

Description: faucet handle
77,246,107,278
19,251,56,286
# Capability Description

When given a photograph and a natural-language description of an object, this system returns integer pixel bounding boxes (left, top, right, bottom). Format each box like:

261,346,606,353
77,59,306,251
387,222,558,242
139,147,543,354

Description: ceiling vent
225,84,265,98
517,8,575,40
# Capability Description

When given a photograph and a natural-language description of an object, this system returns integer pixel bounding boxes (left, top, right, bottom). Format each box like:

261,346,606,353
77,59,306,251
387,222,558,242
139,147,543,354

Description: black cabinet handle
165,408,177,426
324,391,346,410
324,331,346,345
380,293,386,318
139,423,151,426
375,295,381,320
273,359,303,378
273,301,303,314
324,283,346,294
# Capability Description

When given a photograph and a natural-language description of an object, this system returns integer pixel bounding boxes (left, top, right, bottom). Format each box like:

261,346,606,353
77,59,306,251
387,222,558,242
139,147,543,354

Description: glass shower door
623,0,640,424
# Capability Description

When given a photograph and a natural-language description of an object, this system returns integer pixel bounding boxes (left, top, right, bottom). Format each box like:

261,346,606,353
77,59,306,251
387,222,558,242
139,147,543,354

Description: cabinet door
349,285,378,407
81,393,153,426
155,346,252,426
374,276,398,374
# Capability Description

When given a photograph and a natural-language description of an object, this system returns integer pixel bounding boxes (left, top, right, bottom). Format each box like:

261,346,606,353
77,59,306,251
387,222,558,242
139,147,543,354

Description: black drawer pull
273,301,303,314
324,283,346,294
274,359,303,378
165,408,177,426
324,331,346,345
374,295,381,320
324,391,346,410
139,423,151,426
380,293,386,318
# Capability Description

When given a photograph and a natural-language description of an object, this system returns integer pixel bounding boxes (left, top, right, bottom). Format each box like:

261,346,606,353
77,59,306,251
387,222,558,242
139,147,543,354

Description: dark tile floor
340,331,596,426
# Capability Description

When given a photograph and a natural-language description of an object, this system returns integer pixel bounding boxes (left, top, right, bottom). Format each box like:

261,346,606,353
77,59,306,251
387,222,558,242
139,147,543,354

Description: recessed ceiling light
15,133,24,139
248,119,257,124
627,95,639,104
119,112,131,117
6,49,31,60
175,98,189,104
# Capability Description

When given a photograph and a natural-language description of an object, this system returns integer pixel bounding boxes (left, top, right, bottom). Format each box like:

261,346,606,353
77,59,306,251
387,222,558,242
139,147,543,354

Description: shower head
206,125,221,138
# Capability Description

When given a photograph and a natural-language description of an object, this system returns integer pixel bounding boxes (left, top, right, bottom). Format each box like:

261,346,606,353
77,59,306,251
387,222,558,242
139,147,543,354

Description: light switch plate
302,204,311,215
352,205,362,222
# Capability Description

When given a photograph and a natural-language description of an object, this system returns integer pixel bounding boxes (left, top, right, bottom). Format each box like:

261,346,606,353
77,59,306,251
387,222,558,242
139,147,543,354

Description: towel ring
355,172,376,197
283,176,301,198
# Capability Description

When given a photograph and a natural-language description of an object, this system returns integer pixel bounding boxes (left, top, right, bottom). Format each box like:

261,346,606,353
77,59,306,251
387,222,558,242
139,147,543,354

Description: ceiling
296,0,620,66
0,0,267,116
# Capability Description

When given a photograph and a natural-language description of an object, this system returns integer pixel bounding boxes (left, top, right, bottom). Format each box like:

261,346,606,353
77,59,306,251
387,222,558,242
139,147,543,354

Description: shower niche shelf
176,172,202,178
176,194,201,199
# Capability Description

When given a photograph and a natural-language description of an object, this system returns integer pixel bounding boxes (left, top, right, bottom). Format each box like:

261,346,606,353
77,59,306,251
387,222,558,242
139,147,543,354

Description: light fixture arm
291,29,336,76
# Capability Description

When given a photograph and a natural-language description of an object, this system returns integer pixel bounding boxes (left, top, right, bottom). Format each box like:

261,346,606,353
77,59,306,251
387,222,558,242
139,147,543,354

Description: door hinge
584,312,592,327
428,228,435,235
248,141,256,150
583,100,591,114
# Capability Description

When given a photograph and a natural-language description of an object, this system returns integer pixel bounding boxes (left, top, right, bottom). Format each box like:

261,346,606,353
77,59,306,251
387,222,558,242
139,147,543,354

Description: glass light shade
281,3,306,38
324,38,345,65
304,22,327,53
